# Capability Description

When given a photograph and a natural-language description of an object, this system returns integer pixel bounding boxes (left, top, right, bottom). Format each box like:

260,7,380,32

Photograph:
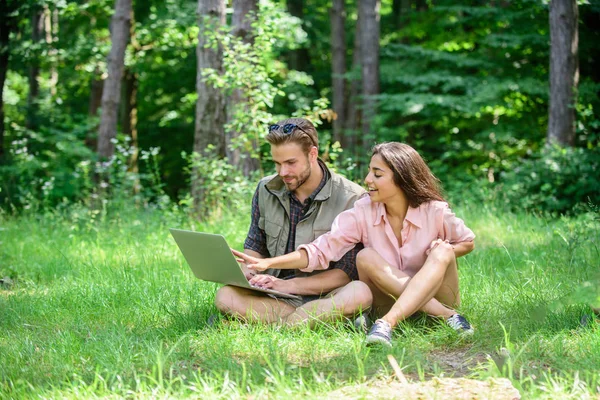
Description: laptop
169,229,301,300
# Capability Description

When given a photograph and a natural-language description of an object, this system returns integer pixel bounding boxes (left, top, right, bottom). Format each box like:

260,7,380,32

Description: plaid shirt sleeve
244,186,270,257
326,242,363,281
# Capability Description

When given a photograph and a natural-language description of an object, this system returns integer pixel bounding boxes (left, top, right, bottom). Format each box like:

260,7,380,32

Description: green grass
1,198,599,399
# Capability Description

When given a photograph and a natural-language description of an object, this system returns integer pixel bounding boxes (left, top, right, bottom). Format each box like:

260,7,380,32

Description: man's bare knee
333,280,373,313
347,280,373,308
214,285,242,313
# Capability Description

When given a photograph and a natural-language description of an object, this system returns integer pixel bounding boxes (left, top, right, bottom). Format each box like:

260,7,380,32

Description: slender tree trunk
330,0,346,145
226,0,259,177
286,0,310,71
193,0,226,213
345,20,362,153
87,66,104,150
121,9,139,191
27,8,44,130
392,0,411,29
44,6,58,97
121,69,138,178
359,0,380,152
0,0,15,161
547,0,579,146
97,0,131,160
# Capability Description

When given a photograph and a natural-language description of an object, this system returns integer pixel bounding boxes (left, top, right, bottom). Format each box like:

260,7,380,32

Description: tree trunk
193,0,226,213
226,0,259,177
44,6,58,97
87,66,104,150
97,0,131,160
330,0,346,145
345,19,362,153
286,0,310,71
121,68,138,179
27,8,44,130
359,0,380,152
547,0,579,146
121,9,139,189
0,0,15,161
392,0,411,30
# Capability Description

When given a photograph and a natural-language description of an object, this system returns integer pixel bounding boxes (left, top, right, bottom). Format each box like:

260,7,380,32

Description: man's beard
284,164,311,192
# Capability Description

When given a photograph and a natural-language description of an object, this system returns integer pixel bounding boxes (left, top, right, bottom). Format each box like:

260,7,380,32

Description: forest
1,0,598,215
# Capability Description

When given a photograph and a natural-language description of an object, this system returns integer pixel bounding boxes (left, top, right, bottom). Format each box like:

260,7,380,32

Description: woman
234,142,475,347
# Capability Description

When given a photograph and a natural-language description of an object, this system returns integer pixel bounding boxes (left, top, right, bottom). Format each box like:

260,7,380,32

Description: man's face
271,142,312,192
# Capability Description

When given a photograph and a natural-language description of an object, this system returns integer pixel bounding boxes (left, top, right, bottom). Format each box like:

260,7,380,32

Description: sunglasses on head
268,123,316,146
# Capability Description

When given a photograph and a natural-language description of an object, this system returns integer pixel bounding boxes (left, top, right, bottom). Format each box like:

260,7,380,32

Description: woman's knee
356,247,380,272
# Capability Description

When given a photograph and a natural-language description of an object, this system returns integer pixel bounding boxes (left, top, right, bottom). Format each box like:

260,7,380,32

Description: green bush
0,115,96,210
499,145,600,214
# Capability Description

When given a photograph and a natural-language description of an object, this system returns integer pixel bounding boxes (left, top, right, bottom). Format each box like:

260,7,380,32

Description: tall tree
44,6,58,97
392,0,411,30
97,0,132,160
193,0,226,212
226,0,258,177
359,0,380,152
330,0,346,144
547,0,579,146
26,6,44,130
286,0,310,71
344,19,361,153
121,9,139,186
0,0,18,161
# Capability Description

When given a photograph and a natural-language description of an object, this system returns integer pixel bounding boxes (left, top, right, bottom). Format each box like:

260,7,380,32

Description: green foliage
499,145,600,214
182,148,254,218
377,0,551,182
0,114,96,209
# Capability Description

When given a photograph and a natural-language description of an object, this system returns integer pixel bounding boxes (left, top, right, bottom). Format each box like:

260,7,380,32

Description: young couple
214,118,475,347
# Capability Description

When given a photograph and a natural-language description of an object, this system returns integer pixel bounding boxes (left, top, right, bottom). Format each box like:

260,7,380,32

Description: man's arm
250,268,350,295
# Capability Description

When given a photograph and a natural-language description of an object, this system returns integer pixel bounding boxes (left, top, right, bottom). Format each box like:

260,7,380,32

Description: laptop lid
169,229,301,300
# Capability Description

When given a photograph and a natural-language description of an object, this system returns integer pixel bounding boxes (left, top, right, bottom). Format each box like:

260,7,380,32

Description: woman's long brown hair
372,142,444,208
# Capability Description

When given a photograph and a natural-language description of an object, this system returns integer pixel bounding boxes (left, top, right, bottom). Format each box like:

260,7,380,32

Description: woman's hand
426,238,451,256
231,249,273,272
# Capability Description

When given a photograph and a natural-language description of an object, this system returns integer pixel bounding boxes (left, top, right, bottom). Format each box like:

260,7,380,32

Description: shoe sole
365,336,392,348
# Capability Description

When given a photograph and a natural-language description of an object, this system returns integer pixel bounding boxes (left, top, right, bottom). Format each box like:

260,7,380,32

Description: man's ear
309,145,319,161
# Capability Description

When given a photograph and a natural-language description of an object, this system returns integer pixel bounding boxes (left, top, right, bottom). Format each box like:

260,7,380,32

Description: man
214,117,372,326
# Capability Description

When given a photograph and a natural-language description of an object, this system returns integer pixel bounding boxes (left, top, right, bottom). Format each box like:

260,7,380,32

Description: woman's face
364,154,404,203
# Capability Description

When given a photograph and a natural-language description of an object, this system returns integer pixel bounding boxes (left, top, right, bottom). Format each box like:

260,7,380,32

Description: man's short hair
266,118,318,155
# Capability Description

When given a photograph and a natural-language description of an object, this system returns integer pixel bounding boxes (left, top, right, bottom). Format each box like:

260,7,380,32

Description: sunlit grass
1,197,599,398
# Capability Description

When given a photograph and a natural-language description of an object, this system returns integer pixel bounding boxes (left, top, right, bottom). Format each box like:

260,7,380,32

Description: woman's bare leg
379,242,457,326
356,245,457,325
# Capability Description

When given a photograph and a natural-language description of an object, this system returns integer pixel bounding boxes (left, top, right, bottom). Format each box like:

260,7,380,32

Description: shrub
499,145,600,214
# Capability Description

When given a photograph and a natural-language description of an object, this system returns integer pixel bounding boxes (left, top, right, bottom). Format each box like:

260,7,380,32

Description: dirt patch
326,377,520,400
428,347,489,377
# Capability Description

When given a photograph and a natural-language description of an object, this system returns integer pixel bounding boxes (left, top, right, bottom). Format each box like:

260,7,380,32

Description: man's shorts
267,286,344,308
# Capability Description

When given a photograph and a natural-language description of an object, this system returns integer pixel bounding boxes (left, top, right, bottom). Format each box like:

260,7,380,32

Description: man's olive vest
257,161,365,277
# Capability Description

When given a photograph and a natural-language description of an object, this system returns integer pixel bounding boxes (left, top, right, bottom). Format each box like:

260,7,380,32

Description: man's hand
249,274,298,294
231,249,272,272
239,262,256,280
